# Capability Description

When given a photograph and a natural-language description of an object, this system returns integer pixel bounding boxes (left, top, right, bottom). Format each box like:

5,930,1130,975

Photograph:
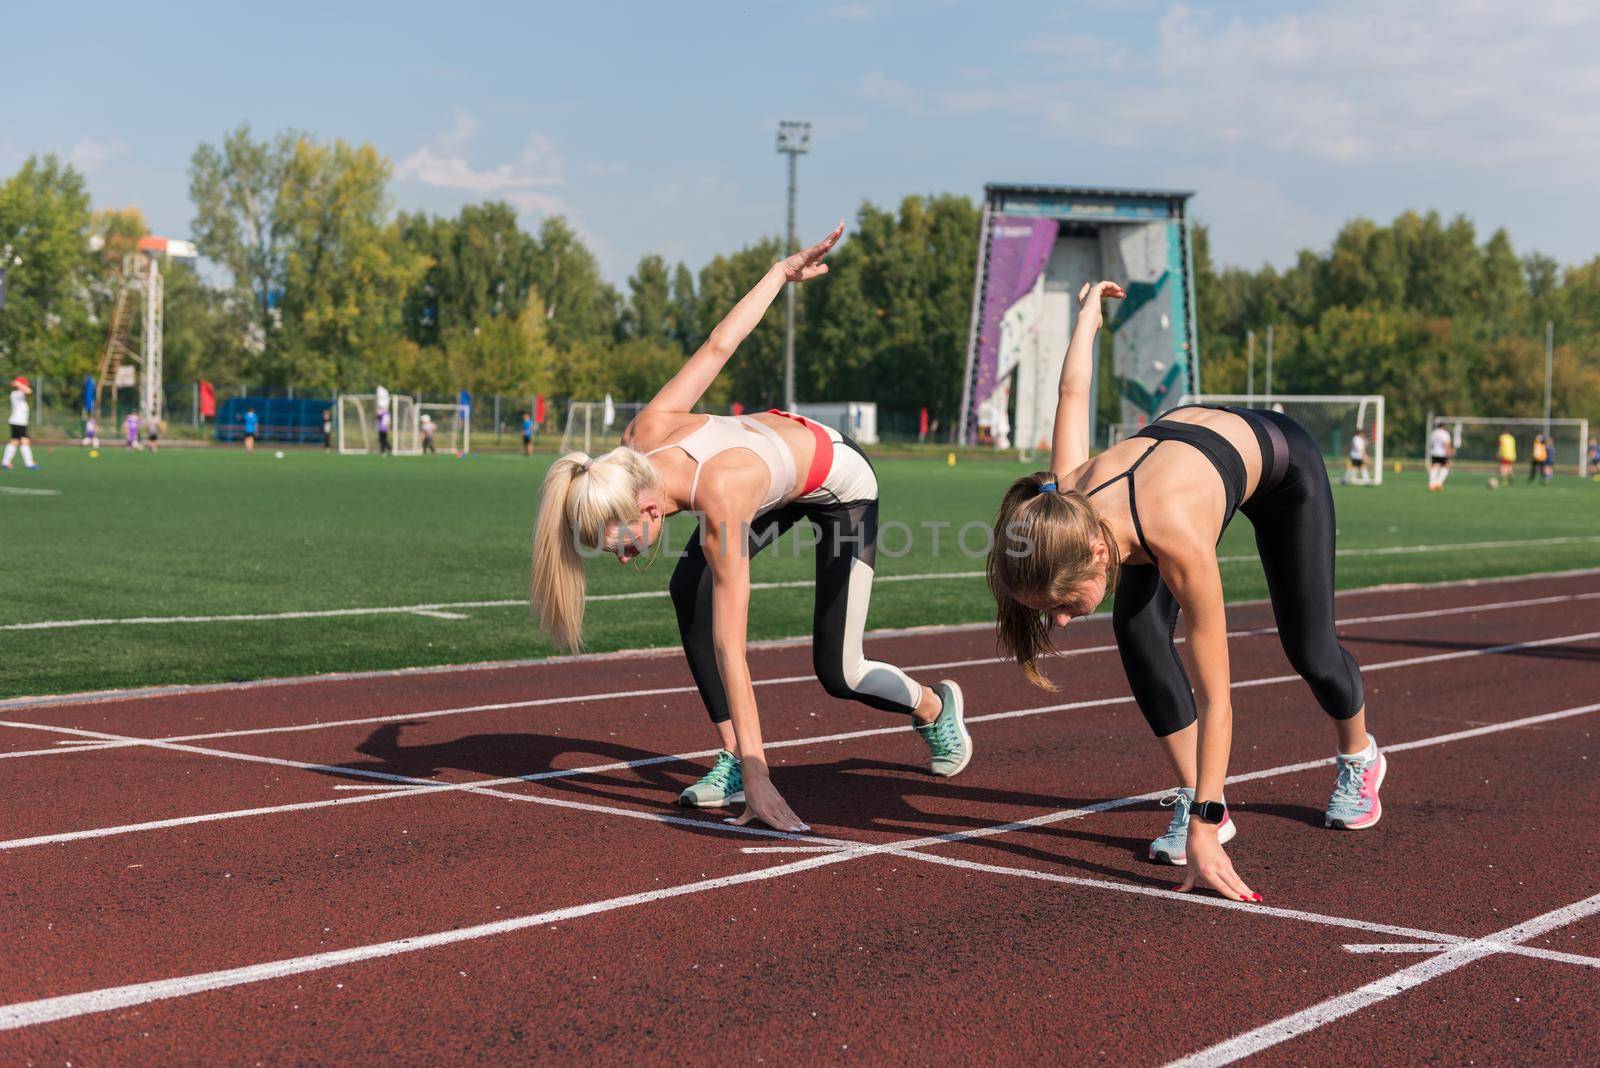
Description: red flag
199,381,216,418
919,406,929,440
534,395,546,424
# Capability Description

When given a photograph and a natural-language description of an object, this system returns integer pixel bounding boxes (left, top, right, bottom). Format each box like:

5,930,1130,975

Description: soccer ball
89,449,99,458
1486,477,1499,490
274,451,285,459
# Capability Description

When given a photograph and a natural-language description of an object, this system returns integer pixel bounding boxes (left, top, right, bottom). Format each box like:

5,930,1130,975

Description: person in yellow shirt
1530,434,1549,483
1497,431,1516,481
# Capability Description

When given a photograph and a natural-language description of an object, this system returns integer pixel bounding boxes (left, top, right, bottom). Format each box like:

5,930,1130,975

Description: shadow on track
321,724,1199,884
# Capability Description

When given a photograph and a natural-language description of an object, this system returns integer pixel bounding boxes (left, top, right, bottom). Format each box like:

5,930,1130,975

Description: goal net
338,393,418,455
1428,415,1590,477
559,400,645,455
415,402,471,456
1175,394,1386,485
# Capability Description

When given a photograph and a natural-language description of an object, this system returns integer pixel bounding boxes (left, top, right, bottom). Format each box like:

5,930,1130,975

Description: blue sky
7,1,1597,285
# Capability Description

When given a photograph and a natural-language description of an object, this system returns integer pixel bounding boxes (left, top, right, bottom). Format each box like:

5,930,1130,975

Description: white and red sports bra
644,411,832,513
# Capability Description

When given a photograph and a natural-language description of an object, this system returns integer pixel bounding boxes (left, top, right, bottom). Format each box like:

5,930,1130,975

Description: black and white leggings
1113,409,1366,737
668,451,922,724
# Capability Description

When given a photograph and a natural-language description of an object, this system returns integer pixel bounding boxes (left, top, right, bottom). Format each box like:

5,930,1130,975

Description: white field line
3,636,1598,853
0,486,62,497
7,535,1600,634
1164,889,1600,1068
3,699,1600,1033
5,590,1595,764
6,567,1598,714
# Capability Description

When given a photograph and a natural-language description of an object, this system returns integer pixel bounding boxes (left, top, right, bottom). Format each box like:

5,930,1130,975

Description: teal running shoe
1147,787,1236,866
1325,735,1386,830
913,680,973,777
678,749,744,808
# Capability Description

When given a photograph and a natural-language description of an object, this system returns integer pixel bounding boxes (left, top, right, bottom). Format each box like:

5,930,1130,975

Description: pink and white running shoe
1326,735,1386,830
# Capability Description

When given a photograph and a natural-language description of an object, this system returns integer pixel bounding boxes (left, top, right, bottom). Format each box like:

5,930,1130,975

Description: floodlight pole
777,121,811,412
1264,324,1275,398
1543,320,1553,440
1246,330,1255,401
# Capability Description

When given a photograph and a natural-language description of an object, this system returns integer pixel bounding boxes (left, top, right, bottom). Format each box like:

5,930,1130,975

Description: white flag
602,393,616,429
376,385,391,414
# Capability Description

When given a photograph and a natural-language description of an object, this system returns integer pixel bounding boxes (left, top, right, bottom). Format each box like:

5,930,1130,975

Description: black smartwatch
1191,800,1227,825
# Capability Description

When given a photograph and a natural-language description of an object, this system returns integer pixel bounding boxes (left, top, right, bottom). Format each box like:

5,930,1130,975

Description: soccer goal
1427,415,1590,477
338,393,418,455
559,400,644,455
415,402,471,455
1175,394,1386,484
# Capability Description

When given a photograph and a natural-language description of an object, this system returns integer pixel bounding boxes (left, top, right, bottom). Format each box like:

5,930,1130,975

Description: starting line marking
4,589,1596,765
2,695,1599,1034
2,631,1597,854
3,630,1598,852
6,535,1600,633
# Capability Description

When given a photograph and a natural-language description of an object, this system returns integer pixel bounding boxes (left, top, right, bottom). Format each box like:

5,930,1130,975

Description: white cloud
871,2,1600,173
67,137,131,173
819,2,882,21
860,71,923,113
396,116,566,220
436,108,480,152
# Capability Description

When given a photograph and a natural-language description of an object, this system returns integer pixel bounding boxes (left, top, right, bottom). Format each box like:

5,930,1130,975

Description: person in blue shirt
521,412,534,456
243,408,259,453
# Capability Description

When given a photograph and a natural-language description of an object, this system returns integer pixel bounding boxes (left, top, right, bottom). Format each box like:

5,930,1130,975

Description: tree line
1,124,1597,443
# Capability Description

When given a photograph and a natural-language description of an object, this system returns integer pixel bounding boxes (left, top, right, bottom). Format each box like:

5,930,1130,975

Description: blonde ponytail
530,447,662,651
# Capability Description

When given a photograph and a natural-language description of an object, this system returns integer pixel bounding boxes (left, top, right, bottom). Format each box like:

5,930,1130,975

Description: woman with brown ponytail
531,222,972,835
987,281,1385,903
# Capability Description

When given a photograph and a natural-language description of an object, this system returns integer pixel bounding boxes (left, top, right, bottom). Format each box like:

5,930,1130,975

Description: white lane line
0,851,866,1033
739,844,856,854
4,643,1598,854
6,568,1597,713
897,853,1600,970
6,590,1595,764
0,742,127,760
1165,889,1600,1067
9,535,1600,634
6,697,1600,1033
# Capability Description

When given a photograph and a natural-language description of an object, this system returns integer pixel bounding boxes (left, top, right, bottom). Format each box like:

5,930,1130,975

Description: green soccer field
3,444,1596,700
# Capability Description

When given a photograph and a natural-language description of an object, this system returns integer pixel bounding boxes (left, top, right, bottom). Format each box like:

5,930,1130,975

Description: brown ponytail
987,472,1120,689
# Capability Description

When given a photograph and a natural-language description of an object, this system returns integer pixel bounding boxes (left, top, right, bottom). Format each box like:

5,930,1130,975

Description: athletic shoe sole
929,680,973,778
1326,751,1387,830
678,789,745,809
1148,816,1237,866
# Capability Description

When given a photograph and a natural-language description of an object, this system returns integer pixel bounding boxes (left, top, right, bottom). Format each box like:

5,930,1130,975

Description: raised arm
1049,281,1126,474
644,221,844,416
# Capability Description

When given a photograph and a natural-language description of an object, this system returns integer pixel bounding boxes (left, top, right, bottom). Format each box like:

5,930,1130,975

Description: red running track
1,571,1598,1064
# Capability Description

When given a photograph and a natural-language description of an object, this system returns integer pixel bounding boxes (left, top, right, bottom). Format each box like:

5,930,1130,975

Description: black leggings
669,497,923,724
1112,410,1365,737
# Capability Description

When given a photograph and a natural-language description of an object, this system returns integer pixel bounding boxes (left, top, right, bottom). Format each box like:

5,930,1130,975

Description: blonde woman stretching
986,281,1385,902
531,223,971,834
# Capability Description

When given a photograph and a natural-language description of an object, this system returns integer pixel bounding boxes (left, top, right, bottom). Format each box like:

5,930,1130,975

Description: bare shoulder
695,458,767,517
625,410,690,451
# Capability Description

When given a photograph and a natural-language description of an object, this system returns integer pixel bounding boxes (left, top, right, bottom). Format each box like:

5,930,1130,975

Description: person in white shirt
1427,421,1453,491
1344,430,1370,485
3,376,39,470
